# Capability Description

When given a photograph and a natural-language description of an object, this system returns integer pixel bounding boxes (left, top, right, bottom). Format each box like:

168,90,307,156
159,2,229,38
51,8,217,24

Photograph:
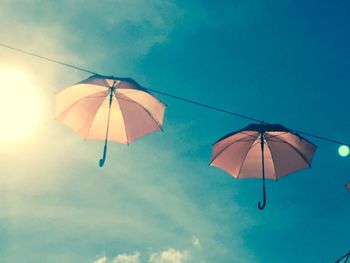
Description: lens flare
0,68,42,142
338,145,349,157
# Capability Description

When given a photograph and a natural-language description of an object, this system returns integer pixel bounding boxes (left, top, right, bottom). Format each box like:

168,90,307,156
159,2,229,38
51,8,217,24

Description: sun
0,68,42,142
338,145,349,157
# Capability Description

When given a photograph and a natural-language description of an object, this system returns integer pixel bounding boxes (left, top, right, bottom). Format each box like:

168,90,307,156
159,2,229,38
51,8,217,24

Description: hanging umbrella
210,123,317,210
346,182,350,192
56,74,166,167
334,251,350,263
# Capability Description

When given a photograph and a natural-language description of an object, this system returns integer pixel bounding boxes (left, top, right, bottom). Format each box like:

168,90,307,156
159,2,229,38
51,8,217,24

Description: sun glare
0,68,42,142
338,145,349,157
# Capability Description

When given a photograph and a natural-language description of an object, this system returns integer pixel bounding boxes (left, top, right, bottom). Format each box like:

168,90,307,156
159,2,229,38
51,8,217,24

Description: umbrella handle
99,89,113,167
99,141,108,167
258,132,266,210
258,190,266,210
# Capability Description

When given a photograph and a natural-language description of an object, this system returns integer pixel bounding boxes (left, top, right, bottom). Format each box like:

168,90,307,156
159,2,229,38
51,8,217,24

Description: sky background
0,0,349,262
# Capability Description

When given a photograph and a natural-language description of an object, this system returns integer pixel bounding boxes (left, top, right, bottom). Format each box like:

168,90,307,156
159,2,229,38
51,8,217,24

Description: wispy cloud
0,121,255,262
94,249,188,263
149,248,189,263
94,256,108,263
0,0,182,78
191,236,201,249
112,252,141,263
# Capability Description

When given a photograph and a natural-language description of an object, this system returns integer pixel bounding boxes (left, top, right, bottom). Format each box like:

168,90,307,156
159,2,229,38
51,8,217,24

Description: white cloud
0,0,182,80
93,252,140,263
149,248,189,263
94,249,189,263
112,252,140,263
191,236,201,249
94,256,108,263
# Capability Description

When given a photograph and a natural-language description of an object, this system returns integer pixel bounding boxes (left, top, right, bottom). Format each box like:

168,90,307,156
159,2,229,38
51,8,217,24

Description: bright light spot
0,68,42,142
338,145,349,157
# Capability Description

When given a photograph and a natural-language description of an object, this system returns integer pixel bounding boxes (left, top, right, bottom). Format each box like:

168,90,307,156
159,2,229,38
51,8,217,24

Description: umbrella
334,251,350,263
56,74,166,167
346,182,350,192
210,123,317,210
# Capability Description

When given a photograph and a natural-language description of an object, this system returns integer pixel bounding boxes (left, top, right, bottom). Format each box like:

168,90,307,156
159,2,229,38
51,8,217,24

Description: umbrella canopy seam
113,92,129,143
56,91,108,134
56,89,109,117
83,96,114,140
118,90,165,128
264,141,278,180
210,136,257,165
268,139,312,167
115,93,163,130
236,138,260,180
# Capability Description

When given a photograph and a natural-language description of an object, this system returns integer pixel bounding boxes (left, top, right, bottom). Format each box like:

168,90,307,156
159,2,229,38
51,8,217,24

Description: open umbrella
346,182,350,192
210,123,317,210
334,251,350,263
56,74,166,167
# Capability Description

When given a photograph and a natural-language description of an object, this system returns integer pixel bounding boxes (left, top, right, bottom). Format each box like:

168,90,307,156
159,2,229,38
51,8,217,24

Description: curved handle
258,193,266,210
258,170,266,210
99,142,107,167
258,132,266,210
99,91,113,168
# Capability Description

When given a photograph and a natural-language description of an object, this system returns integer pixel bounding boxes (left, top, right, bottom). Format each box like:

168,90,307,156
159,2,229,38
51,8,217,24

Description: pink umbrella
210,123,317,210
56,74,166,166
346,182,350,192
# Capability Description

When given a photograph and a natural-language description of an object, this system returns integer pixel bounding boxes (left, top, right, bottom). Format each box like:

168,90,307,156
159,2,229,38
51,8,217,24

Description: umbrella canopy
346,182,350,192
56,74,166,166
210,123,317,210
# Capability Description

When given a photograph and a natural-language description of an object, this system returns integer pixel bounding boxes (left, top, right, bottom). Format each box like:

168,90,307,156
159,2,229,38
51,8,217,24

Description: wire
146,88,349,146
291,129,347,146
145,88,261,122
0,43,98,75
1,42,349,147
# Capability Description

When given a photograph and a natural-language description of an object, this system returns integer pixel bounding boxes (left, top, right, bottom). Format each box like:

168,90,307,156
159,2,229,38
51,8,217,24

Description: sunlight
338,145,349,157
0,68,42,142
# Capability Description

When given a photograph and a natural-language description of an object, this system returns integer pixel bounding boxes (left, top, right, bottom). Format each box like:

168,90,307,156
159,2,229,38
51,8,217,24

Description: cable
145,88,261,122
0,43,98,75
0,42,349,147
146,88,349,146
291,129,347,146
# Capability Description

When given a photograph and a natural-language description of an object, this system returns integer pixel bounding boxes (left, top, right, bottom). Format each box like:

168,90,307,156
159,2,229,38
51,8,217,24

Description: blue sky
0,1,349,262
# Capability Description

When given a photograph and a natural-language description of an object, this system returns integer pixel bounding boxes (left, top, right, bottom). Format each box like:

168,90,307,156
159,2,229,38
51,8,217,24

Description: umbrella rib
269,139,311,167
56,91,108,121
56,90,109,117
241,131,262,140
102,78,112,88
117,89,144,96
55,86,105,95
268,131,318,149
113,92,129,144
122,87,164,103
116,91,163,129
118,89,164,126
84,95,108,98
264,132,289,140
264,141,278,181
217,131,258,144
236,139,260,179
74,78,110,90
210,136,257,165
84,96,110,140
